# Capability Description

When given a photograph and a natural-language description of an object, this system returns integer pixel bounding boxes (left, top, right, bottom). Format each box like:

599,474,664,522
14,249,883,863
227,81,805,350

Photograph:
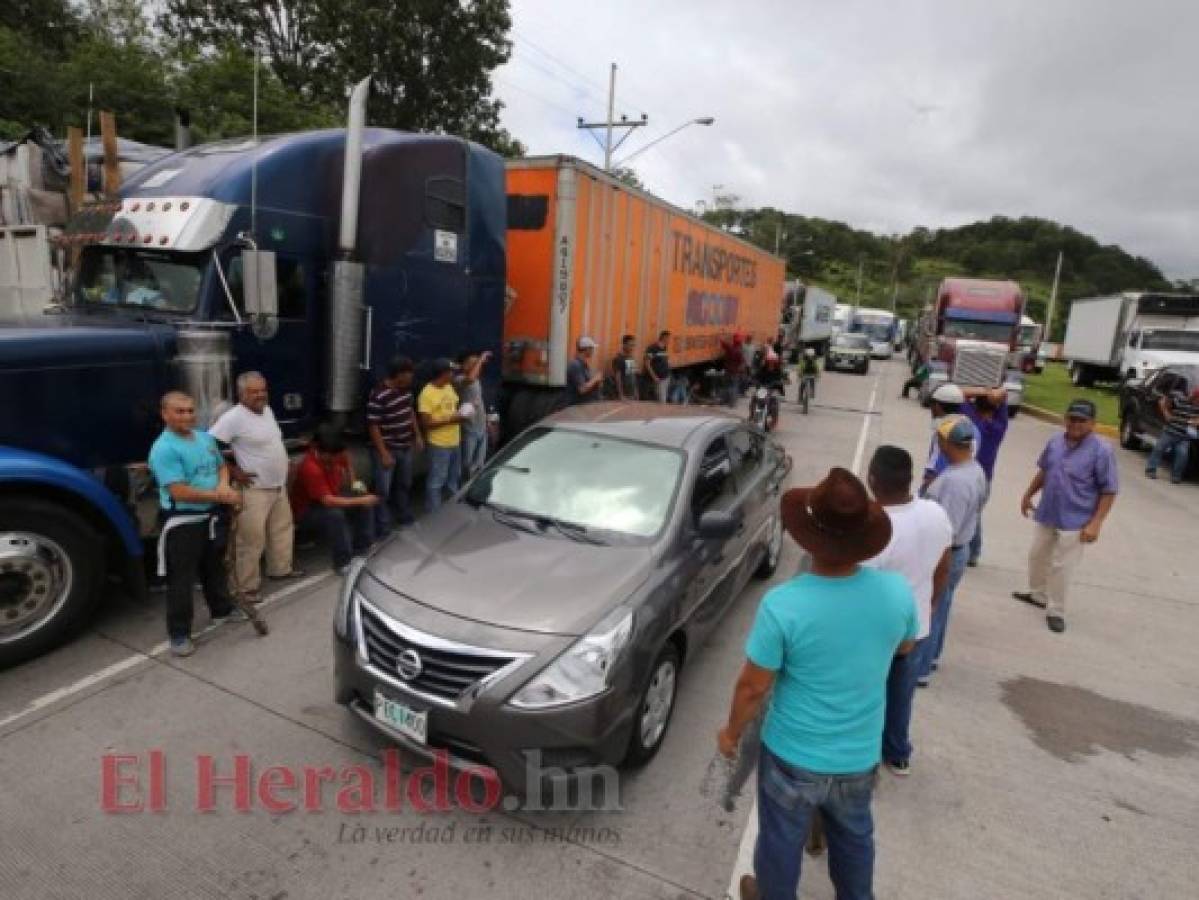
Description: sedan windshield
834,335,870,350
942,321,1012,342
466,428,682,538
76,247,205,313
1141,330,1199,353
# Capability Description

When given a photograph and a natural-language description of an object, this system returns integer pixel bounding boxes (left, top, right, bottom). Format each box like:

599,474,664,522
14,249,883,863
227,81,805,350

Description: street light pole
1046,250,1063,340
604,63,616,171
612,117,716,168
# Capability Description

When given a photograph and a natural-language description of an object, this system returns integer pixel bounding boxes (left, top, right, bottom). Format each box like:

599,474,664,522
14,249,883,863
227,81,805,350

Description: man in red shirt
291,425,379,574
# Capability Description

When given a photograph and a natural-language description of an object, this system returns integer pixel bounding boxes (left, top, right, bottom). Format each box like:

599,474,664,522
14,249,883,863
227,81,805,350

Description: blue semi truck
0,82,506,667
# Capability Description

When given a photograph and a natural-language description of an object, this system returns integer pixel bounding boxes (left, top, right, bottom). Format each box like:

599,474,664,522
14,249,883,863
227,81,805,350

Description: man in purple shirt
960,387,1010,566
1012,399,1118,633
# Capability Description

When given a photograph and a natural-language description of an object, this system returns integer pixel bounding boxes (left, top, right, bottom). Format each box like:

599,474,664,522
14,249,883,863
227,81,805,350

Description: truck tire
0,499,102,669
1008,406,1019,419
1120,412,1142,450
1070,364,1093,387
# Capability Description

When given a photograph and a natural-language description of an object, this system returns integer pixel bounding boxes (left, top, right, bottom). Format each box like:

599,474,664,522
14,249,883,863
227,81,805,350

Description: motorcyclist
800,348,820,400
752,343,786,429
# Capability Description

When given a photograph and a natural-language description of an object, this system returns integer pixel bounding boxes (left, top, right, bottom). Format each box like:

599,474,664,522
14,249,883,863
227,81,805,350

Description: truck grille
952,347,1007,387
359,603,518,701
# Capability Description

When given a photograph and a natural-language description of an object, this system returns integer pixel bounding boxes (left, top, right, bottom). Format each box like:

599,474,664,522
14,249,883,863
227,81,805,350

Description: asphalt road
2,359,1197,900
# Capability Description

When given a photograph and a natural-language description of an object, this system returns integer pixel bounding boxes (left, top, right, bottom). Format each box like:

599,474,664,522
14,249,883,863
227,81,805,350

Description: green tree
611,166,643,190
162,0,524,154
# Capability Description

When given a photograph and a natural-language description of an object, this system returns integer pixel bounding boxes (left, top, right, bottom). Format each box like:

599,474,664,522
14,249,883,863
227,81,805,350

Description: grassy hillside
703,209,1182,340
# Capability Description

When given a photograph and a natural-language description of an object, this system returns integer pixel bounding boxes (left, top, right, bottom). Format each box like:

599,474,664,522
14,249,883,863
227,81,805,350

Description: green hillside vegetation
703,208,1183,341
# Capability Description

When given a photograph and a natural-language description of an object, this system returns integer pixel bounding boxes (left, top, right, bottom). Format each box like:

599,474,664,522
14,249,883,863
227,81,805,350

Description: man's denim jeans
461,427,487,479
426,445,461,512
754,745,876,900
923,544,970,677
883,638,928,764
371,446,414,533
299,504,373,570
1147,430,1192,482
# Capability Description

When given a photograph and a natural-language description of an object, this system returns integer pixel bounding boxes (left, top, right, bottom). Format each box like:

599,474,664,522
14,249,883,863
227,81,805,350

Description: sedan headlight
334,557,368,639
508,608,634,709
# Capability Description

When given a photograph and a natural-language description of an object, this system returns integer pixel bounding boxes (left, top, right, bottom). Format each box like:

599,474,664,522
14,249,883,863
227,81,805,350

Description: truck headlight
334,557,368,639
508,608,634,709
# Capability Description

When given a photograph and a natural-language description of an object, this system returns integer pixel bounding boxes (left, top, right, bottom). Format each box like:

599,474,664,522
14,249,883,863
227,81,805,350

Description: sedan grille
952,346,1007,387
359,603,518,701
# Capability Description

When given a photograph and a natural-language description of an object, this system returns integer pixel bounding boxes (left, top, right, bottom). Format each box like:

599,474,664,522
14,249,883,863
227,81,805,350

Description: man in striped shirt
1146,385,1199,484
367,357,423,531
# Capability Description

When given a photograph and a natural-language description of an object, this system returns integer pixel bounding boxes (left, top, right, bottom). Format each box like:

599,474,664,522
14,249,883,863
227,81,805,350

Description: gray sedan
333,403,789,794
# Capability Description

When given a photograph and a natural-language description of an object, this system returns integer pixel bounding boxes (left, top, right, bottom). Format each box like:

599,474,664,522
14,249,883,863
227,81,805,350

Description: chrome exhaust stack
327,76,371,417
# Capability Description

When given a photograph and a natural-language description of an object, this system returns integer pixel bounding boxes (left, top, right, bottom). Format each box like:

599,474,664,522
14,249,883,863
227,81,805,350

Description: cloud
495,0,1198,277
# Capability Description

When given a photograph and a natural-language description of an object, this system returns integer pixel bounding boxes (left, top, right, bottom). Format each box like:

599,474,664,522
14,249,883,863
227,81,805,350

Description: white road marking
0,572,331,732
723,369,883,899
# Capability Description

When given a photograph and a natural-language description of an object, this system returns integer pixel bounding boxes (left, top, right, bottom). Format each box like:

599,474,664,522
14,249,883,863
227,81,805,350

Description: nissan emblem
396,648,423,681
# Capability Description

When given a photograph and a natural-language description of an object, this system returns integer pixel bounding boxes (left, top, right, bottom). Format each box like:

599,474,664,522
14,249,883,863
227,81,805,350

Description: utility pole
1046,250,1064,341
774,222,785,256
576,63,648,171
854,257,864,307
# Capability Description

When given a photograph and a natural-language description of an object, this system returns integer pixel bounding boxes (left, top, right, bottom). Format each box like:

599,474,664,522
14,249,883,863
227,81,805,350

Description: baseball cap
430,357,454,377
937,415,975,445
1066,399,1096,420
577,336,597,350
931,383,965,405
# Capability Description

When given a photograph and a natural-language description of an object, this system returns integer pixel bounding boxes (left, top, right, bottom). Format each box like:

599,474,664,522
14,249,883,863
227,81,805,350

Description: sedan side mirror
697,510,740,539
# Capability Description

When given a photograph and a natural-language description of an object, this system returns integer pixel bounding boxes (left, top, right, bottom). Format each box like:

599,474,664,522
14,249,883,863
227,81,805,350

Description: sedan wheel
623,644,680,767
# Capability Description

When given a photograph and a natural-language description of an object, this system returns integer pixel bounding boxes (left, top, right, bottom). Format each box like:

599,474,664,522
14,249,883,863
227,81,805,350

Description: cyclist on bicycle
799,348,820,400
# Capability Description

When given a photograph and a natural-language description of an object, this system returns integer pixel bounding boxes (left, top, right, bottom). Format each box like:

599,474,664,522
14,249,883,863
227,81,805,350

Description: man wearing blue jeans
1146,386,1199,484
719,469,918,900
418,358,467,513
922,416,988,683
864,446,952,776
367,357,422,531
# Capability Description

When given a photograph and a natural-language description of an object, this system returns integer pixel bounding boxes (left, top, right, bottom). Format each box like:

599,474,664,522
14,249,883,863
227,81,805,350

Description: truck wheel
0,499,101,669
1008,406,1019,419
1070,364,1093,387
1120,413,1142,450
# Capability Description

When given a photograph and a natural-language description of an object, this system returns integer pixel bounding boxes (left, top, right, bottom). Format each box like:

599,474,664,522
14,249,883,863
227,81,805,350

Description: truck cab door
222,252,321,438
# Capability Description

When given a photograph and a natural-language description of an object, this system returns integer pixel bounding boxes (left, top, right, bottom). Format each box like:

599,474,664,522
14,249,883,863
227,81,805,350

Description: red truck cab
919,278,1027,411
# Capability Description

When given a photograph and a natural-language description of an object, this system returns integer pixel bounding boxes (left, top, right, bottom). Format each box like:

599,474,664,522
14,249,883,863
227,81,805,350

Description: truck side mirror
242,249,278,318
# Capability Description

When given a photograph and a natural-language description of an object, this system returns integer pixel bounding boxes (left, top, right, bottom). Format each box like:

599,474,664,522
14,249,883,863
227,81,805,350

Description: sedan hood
364,502,655,637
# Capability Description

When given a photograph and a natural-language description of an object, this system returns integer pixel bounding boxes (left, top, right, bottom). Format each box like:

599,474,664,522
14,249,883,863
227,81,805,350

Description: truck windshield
1017,324,1040,349
76,247,206,314
943,321,1013,343
852,321,893,342
1141,330,1199,353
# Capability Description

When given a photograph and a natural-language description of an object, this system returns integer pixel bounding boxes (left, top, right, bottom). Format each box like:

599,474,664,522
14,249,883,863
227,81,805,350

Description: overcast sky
493,0,1197,278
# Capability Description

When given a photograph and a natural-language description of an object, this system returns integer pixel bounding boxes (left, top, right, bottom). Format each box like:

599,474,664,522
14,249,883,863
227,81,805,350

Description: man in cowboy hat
718,468,919,900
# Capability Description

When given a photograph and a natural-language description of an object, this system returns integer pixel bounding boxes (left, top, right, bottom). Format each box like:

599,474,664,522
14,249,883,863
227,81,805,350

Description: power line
493,75,582,119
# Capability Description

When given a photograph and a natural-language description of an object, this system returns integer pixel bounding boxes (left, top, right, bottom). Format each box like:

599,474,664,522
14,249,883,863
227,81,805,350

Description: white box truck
1063,292,1199,386
781,281,835,355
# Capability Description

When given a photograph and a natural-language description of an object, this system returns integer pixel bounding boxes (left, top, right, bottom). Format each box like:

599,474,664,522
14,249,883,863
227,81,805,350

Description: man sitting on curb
290,425,379,576
718,469,918,900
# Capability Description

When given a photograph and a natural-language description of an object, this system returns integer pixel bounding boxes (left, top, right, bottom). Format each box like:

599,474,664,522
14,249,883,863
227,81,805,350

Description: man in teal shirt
148,391,244,657
719,468,918,900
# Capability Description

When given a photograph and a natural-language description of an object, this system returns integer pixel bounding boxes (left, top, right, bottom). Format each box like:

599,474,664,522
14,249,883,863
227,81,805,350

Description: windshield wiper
488,505,607,545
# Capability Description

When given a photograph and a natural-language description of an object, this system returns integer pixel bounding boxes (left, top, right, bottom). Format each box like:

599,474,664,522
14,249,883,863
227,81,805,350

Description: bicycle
798,373,817,414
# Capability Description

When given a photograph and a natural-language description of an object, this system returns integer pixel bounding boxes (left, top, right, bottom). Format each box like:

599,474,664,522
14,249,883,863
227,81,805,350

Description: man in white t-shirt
865,445,952,776
209,372,301,600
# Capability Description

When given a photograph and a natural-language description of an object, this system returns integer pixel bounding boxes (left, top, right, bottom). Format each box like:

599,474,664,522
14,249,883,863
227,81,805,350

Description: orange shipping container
503,156,785,397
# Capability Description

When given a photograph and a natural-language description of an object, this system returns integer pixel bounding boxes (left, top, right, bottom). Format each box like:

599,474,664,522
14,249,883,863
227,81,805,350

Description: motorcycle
747,377,786,431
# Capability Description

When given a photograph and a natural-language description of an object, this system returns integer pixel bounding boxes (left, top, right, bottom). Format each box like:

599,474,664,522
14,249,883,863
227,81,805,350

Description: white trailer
1063,292,1199,385
781,281,835,354
0,225,58,318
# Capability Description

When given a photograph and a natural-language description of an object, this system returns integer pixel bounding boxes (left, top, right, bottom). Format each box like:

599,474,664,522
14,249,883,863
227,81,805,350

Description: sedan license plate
374,691,428,744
